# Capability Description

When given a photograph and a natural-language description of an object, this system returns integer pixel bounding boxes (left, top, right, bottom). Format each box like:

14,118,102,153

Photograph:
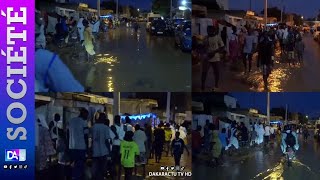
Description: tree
270,107,287,119
101,0,123,13
129,6,139,17
152,0,170,16
298,113,308,124
292,14,303,26
261,7,284,22
193,0,221,10
236,103,241,109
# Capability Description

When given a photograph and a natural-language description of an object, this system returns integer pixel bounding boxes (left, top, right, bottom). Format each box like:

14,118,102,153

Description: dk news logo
5,149,26,162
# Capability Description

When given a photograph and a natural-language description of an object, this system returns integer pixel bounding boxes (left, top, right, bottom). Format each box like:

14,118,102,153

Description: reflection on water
247,63,297,92
253,158,317,180
87,54,118,92
254,161,284,180
46,23,190,91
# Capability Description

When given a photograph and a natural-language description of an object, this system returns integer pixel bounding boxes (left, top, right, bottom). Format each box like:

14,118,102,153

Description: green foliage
129,5,139,17
261,7,283,21
270,107,286,119
292,14,303,26
101,0,126,14
152,0,170,16
193,0,221,10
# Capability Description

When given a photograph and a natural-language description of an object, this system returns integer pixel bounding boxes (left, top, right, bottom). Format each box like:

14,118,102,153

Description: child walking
171,131,189,171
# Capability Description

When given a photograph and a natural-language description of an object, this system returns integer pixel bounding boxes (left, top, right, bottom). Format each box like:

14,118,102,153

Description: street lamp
301,16,304,19
178,0,191,11
181,0,187,6
306,115,309,119
137,8,140,12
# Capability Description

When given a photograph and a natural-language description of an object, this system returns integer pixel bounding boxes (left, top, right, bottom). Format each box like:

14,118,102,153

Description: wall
216,0,229,10
192,114,213,136
35,102,63,146
226,112,250,128
120,100,153,115
224,95,237,109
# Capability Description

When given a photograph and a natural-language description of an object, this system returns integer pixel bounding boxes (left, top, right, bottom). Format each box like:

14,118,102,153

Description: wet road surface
48,23,191,92
193,131,320,180
193,34,320,92
143,151,192,180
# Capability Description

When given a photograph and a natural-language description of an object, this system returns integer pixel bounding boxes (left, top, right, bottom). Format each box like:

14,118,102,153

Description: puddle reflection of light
253,158,315,180
107,76,114,91
108,68,112,72
94,55,119,65
247,66,290,92
254,161,284,179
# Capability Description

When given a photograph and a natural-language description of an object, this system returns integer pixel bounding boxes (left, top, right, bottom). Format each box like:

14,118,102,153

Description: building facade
216,0,229,10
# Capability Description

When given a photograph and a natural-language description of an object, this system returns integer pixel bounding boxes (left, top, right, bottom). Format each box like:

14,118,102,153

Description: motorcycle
286,145,295,167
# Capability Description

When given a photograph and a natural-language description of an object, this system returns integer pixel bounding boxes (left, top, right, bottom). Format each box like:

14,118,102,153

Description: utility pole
113,92,120,125
97,0,101,17
249,0,252,10
280,0,283,22
166,92,171,123
285,104,288,125
264,0,268,28
116,0,119,20
267,92,270,125
170,0,173,20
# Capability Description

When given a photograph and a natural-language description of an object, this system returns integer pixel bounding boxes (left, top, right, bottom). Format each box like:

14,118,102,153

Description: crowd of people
193,22,306,91
192,119,306,167
36,108,190,180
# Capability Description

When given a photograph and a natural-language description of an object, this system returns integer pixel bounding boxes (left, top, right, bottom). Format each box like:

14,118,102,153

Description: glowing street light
137,8,140,12
179,0,190,11
181,0,187,6
301,16,304,19
179,6,188,11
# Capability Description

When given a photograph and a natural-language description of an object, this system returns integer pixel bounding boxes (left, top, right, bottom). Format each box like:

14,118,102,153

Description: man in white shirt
243,29,258,73
198,17,213,37
270,125,275,140
201,26,224,91
264,124,271,145
112,115,125,177
133,124,147,164
77,16,85,42
92,112,111,180
67,108,89,180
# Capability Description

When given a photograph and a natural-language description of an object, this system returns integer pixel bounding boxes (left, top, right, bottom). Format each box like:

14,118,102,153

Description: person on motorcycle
281,125,299,155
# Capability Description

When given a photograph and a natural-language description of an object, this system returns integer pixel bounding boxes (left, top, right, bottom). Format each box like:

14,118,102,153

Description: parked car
150,19,167,35
174,20,192,52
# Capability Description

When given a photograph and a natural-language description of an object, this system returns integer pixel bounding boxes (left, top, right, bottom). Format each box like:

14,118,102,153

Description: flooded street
48,23,191,92
193,34,320,92
193,131,320,180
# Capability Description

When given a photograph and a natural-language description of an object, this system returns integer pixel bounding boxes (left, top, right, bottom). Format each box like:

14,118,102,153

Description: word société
5,7,28,141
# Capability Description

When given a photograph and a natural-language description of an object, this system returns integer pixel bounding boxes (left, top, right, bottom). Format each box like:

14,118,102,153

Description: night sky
231,93,320,118
115,0,153,10
229,0,320,18
78,0,153,10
